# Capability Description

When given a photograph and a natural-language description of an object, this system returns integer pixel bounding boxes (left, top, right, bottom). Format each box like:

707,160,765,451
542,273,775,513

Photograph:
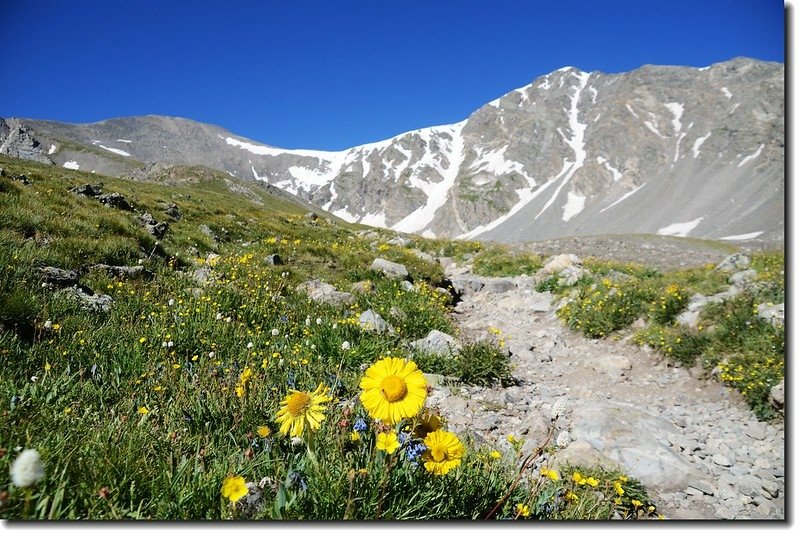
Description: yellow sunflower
275,384,331,437
422,429,464,476
413,410,442,439
359,357,427,424
221,475,248,503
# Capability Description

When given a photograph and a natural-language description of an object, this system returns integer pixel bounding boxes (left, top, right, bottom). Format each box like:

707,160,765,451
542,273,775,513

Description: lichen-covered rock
359,309,393,333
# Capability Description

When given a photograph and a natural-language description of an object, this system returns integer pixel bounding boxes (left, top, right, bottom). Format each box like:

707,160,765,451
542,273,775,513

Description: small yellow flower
585,476,599,487
221,475,248,503
572,471,586,485
540,467,559,481
565,491,578,502
376,431,400,454
44,362,51,372
489,450,502,460
137,406,149,415
631,499,643,508
257,426,271,438
614,481,625,496
506,434,518,444
139,337,146,343
515,503,531,518
350,431,361,442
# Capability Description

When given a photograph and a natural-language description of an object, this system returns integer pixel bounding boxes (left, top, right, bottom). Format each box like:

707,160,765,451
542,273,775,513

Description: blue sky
0,0,786,151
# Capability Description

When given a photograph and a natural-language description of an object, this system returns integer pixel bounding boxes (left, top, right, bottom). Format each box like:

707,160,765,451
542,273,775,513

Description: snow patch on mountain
737,144,764,167
693,133,712,158
658,217,704,237
719,231,764,241
562,191,585,221
99,145,131,157
391,121,467,234
596,156,622,182
599,183,646,213
63,161,80,170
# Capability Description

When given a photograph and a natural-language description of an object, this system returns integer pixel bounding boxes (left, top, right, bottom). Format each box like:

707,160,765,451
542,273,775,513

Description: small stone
711,454,732,467
760,479,781,498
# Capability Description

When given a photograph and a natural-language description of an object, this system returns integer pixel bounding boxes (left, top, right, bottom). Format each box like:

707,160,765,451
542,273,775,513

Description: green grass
0,155,659,520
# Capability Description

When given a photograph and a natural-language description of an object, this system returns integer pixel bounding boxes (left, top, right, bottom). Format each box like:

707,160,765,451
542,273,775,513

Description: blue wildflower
353,418,367,432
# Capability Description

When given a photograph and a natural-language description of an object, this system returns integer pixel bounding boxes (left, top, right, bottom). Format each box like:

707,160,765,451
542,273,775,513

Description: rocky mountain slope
1,57,784,244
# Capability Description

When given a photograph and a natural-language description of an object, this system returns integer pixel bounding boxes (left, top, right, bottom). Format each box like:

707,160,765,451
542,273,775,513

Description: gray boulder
769,379,784,411
410,330,462,356
729,269,757,288
63,287,113,313
359,309,393,333
716,253,751,273
69,183,103,197
296,280,355,308
98,192,134,211
757,302,784,328
139,213,169,239
370,258,410,280
38,266,79,288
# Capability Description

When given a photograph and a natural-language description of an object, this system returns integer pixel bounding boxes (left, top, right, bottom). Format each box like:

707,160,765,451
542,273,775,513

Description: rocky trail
424,261,785,520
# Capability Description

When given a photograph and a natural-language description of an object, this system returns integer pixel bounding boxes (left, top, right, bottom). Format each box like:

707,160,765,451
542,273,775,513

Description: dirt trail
426,262,785,520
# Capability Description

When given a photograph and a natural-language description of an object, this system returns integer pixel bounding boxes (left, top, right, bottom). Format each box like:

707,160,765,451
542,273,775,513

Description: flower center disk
380,375,408,402
286,392,311,416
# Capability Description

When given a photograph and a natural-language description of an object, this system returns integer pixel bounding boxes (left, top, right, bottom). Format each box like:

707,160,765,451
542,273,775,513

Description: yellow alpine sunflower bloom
376,431,400,454
413,410,442,439
359,357,426,424
422,429,464,475
221,475,248,503
275,384,331,437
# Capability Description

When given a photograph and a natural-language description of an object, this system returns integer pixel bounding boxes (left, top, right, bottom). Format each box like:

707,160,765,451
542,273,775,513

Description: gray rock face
769,380,784,411
716,253,752,273
139,212,169,239
5,58,783,246
0,118,53,164
296,280,355,308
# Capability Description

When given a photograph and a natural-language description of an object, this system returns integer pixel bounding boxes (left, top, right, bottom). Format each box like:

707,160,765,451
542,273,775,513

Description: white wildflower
208,351,216,359
341,341,351,351
290,437,304,447
247,342,254,349
168,298,175,306
305,316,311,327
556,430,571,448
215,312,223,321
315,317,323,325
43,320,53,330
167,341,174,348
225,317,232,323
271,328,279,337
10,449,44,488
550,399,568,420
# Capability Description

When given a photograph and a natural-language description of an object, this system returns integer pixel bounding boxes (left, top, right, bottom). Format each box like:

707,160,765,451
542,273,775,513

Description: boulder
69,183,103,197
728,269,757,288
38,266,80,287
63,287,113,313
163,203,183,220
715,253,751,273
139,213,169,239
359,309,393,333
769,379,784,411
98,192,134,211
410,330,462,356
296,280,355,308
370,258,410,280
569,401,699,491
757,303,784,328
541,254,582,275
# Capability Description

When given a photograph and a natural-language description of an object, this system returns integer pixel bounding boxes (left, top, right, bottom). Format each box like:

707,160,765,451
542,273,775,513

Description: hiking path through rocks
424,261,785,520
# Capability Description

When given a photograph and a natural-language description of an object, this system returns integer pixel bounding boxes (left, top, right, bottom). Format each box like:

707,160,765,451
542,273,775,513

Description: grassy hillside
1,155,663,520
